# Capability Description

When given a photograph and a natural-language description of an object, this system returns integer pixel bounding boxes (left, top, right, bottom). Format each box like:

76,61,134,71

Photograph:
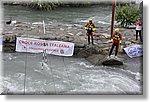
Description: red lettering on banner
19,40,33,45
49,43,69,48
29,47,44,50
34,42,48,46
17,38,74,56
29,47,59,53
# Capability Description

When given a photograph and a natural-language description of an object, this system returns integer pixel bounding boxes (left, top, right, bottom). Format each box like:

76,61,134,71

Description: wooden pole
110,0,116,38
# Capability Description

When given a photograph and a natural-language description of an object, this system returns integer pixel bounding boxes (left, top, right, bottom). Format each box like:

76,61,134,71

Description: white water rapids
0,53,142,95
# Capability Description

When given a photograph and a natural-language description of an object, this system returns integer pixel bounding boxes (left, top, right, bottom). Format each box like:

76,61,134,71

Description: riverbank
1,20,143,65
1,19,143,95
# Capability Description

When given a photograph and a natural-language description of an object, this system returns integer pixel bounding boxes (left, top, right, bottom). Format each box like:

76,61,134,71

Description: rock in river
102,56,123,66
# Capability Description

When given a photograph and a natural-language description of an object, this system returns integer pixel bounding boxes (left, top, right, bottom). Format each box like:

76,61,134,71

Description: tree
116,4,140,27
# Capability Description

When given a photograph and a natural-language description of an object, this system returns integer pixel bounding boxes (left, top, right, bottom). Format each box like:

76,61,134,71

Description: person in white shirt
135,18,143,42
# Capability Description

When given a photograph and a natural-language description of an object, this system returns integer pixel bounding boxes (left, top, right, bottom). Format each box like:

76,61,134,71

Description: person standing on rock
135,18,143,42
108,28,122,58
85,18,96,45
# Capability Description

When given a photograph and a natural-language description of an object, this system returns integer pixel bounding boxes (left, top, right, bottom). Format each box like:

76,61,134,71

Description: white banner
16,37,74,56
0,36,2,52
124,45,143,58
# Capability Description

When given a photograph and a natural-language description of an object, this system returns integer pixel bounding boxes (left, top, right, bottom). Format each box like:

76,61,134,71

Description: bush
27,0,61,11
116,4,140,27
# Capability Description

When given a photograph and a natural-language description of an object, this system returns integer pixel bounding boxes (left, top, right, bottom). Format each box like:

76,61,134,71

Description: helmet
89,18,92,21
115,28,120,33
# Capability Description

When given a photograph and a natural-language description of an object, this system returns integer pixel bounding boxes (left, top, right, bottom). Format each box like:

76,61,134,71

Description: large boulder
3,43,16,52
102,58,123,66
75,45,100,58
86,54,106,65
87,54,123,66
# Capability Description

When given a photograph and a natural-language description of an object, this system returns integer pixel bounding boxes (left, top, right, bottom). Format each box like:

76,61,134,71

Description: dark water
0,5,142,94
3,5,112,25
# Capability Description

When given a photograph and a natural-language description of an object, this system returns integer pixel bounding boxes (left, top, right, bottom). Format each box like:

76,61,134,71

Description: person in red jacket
85,18,96,45
109,28,122,57
135,18,143,42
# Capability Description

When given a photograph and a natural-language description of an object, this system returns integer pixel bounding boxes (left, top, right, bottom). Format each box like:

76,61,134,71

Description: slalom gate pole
110,0,116,38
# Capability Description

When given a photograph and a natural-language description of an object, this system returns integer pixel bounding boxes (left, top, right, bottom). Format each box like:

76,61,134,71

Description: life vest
85,23,96,31
113,34,121,41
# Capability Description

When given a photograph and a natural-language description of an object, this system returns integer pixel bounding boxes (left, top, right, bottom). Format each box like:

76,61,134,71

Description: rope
23,17,29,94
48,56,57,94
23,48,27,94
63,57,73,91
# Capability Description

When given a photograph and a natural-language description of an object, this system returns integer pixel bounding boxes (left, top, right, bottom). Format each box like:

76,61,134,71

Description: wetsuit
109,33,122,56
85,23,96,45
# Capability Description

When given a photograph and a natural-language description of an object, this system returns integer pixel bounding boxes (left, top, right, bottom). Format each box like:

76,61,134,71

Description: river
3,5,112,26
0,4,142,95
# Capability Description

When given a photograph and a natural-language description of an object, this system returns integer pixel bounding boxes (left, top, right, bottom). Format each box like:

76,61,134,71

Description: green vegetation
27,1,106,10
3,1,113,11
27,0,61,11
116,4,140,27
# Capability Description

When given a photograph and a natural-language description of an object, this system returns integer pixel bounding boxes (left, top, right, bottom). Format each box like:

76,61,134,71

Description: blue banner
124,45,143,58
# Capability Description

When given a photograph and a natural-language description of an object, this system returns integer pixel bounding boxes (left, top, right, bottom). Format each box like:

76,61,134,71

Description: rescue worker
109,28,122,57
135,18,143,42
85,18,96,45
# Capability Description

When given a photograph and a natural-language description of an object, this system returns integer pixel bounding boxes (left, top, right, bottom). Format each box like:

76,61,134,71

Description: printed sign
16,37,74,56
124,45,143,58
0,36,2,52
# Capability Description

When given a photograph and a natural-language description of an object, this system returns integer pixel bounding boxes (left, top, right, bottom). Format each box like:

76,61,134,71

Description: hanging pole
43,20,46,35
110,0,116,38
42,20,48,67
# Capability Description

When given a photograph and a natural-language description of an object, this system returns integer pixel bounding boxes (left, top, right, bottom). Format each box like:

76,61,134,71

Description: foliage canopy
27,0,61,11
115,4,140,27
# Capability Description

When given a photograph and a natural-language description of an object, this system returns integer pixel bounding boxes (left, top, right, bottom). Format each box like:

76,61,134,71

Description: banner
124,45,143,58
0,36,2,52
16,37,74,56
